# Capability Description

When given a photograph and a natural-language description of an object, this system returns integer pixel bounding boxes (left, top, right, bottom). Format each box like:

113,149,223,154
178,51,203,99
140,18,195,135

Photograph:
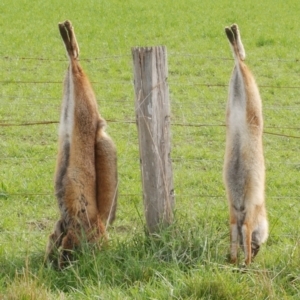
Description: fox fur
223,24,268,265
46,20,118,268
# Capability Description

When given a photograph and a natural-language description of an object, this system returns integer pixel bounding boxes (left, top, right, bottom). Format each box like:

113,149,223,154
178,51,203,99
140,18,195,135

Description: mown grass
1,0,300,298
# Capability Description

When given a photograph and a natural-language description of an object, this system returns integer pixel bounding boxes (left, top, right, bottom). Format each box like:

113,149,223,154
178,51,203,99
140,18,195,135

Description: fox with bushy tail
223,24,268,266
46,20,118,268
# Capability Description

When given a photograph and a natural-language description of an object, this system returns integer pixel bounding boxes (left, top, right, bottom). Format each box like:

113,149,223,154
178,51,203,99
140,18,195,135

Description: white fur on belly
59,67,74,145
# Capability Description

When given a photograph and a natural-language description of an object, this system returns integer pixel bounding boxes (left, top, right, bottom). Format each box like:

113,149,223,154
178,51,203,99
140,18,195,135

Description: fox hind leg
230,24,246,60
229,207,239,264
242,223,252,265
58,20,79,59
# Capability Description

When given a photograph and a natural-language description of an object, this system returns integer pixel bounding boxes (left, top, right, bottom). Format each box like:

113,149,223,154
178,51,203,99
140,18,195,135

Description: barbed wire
1,55,300,172
0,80,297,89
1,120,299,139
0,80,131,85
169,53,300,63
1,53,299,243
2,80,300,90
2,192,299,199
1,155,299,168
0,54,129,62
1,53,300,63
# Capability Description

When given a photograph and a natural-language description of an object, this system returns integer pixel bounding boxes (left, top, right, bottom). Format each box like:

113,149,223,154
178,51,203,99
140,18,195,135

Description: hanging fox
46,20,118,268
223,24,268,265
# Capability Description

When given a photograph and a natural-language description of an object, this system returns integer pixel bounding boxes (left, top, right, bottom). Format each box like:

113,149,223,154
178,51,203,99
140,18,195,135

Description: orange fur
46,20,118,268
223,24,268,266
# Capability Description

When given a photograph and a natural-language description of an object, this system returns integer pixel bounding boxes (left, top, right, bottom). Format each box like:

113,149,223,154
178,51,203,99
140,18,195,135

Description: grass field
1,0,300,298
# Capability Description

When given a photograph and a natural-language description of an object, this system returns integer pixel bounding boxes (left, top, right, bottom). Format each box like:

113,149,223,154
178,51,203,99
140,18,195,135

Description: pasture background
1,0,300,298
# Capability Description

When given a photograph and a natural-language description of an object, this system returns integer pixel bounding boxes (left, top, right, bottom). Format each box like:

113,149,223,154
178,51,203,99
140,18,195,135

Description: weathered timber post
132,46,174,233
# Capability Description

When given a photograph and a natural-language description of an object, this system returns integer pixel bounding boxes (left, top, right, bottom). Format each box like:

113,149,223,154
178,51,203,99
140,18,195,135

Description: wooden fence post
132,46,175,233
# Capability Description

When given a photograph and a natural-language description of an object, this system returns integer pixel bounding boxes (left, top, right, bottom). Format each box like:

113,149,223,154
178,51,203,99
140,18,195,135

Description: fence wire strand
1,53,300,199
1,121,299,139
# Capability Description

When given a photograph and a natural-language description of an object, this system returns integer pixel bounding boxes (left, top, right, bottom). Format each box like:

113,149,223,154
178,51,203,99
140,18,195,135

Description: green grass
1,0,300,298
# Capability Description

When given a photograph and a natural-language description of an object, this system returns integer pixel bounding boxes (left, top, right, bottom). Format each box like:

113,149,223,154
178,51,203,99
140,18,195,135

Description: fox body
46,20,117,268
223,24,268,265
